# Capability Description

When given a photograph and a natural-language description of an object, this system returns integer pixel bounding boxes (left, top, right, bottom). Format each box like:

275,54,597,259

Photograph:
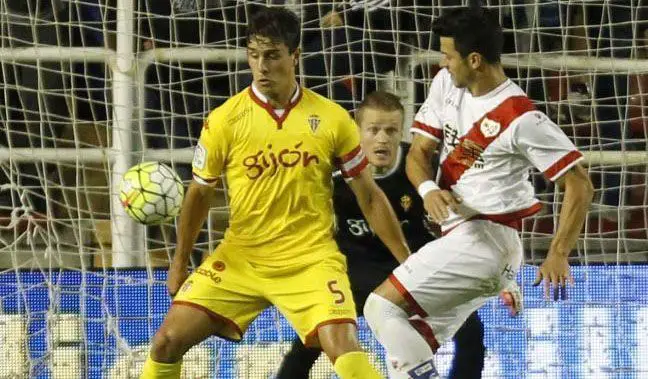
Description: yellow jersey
192,84,368,265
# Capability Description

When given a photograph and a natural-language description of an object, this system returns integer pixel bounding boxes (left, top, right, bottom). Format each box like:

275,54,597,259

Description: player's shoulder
431,68,453,88
300,88,352,121
205,88,252,126
485,82,537,125
424,68,454,102
510,108,559,135
434,67,452,82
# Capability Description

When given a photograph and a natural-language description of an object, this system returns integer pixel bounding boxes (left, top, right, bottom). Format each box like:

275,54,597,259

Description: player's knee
318,323,361,362
150,328,186,363
363,292,407,334
363,292,381,329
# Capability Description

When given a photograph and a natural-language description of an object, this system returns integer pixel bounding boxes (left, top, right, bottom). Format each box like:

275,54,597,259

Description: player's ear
292,47,301,66
467,52,482,70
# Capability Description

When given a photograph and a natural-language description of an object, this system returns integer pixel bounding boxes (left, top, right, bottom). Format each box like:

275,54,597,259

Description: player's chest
239,111,332,152
231,110,335,178
335,176,420,222
439,90,508,158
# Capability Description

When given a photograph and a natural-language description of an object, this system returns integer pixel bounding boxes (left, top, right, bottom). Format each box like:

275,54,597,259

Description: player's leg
364,281,439,379
141,303,225,378
318,322,383,379
271,251,383,379
365,220,523,379
448,311,485,379
274,257,390,378
275,338,322,379
143,244,268,379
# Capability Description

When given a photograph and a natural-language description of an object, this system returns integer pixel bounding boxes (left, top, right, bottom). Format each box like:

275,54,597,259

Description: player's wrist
417,180,440,199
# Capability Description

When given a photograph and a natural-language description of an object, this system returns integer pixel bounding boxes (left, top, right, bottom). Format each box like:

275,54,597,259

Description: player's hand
321,10,343,28
423,214,441,238
533,253,573,301
167,260,189,297
423,190,461,224
499,282,523,317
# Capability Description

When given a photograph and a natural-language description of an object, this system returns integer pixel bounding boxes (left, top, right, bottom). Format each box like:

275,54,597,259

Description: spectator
0,0,71,216
300,1,403,109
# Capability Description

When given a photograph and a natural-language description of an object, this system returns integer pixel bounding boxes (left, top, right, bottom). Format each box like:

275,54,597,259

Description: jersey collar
374,145,403,180
249,83,302,129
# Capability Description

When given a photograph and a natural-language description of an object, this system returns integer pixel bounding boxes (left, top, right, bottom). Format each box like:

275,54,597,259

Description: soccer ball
119,162,184,224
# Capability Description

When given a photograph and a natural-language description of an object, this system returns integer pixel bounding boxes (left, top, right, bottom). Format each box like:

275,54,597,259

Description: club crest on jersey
400,195,412,212
480,117,501,138
308,114,321,133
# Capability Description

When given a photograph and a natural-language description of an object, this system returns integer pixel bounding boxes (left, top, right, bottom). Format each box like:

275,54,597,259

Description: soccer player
140,6,410,379
363,7,594,379
276,91,488,379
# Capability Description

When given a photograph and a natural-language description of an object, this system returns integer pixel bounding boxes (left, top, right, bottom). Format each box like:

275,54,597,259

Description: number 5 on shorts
327,280,346,304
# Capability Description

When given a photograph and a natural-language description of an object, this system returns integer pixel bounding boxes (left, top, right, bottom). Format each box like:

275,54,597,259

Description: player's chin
372,160,391,170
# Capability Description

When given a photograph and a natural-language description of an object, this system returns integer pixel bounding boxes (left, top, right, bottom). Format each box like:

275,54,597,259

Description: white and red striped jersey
413,69,584,232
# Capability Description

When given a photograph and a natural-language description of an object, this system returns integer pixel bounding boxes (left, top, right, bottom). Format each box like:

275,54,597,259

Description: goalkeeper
141,6,410,379
277,91,520,379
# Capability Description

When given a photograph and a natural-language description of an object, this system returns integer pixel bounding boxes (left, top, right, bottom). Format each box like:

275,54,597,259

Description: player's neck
266,82,298,109
468,65,508,97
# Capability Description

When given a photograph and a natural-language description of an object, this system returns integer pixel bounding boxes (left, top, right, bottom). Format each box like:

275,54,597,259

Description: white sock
364,293,439,378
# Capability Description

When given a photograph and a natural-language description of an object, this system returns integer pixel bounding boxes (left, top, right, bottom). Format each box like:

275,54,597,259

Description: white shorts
391,219,522,345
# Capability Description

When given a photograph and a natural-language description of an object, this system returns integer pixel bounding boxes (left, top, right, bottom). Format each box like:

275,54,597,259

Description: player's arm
168,111,227,295
348,168,410,263
514,111,593,300
534,164,593,299
406,134,460,224
405,133,438,187
172,182,216,264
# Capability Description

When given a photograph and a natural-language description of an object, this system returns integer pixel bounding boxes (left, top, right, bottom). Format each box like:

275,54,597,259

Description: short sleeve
192,111,229,185
513,111,584,182
333,112,368,180
411,69,447,142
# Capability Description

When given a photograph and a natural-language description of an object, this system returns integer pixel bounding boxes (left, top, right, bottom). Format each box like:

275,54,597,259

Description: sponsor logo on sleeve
193,142,206,169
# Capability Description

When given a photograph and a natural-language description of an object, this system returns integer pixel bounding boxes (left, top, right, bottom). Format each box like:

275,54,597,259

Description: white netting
0,0,647,377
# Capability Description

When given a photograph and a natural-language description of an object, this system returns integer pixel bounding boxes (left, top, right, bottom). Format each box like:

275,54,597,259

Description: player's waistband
217,238,341,265
441,202,543,236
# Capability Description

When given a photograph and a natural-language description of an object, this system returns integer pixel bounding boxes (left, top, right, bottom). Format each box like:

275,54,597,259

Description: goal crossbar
409,50,648,73
1,148,645,166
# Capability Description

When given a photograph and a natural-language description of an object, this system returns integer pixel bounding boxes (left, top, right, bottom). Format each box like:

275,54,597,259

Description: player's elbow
564,165,594,204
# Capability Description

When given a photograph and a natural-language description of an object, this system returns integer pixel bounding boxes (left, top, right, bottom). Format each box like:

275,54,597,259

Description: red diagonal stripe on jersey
439,96,536,190
412,120,443,141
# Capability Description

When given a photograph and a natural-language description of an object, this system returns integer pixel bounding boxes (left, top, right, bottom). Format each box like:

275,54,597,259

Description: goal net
0,0,647,377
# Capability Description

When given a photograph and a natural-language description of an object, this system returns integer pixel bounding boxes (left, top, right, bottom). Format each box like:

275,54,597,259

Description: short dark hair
432,7,503,64
356,91,404,125
246,7,301,53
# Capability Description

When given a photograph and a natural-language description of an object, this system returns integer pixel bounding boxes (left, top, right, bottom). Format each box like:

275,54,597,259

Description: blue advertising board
0,265,647,378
